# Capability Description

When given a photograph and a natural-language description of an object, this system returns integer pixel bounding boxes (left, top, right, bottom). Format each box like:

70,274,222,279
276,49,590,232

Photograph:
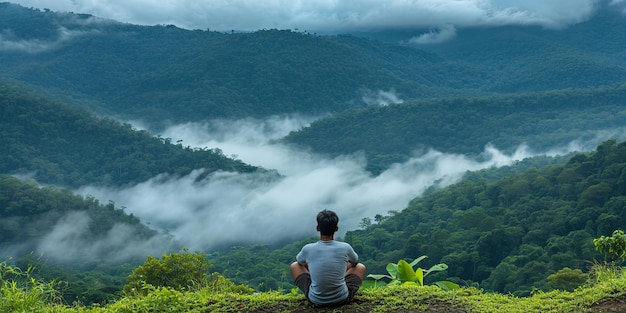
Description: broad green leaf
433,280,460,291
397,260,418,282
409,255,428,268
424,263,448,276
367,274,392,280
386,263,399,279
415,267,424,286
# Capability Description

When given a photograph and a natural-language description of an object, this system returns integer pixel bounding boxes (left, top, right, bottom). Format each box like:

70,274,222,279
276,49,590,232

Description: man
290,209,366,307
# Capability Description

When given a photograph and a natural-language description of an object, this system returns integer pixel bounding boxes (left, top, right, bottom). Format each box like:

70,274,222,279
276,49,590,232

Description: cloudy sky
10,0,626,33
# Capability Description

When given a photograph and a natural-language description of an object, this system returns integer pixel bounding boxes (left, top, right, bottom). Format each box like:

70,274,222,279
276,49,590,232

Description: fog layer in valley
73,115,624,256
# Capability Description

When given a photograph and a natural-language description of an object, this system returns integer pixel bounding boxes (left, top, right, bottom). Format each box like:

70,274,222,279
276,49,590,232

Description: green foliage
0,261,61,312
207,241,313,292
13,263,626,312
547,267,588,291
124,250,212,294
286,85,626,173
367,256,459,290
593,230,626,265
0,84,259,188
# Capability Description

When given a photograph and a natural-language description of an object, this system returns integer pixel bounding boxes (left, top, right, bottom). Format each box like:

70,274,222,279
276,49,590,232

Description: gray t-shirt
296,240,359,305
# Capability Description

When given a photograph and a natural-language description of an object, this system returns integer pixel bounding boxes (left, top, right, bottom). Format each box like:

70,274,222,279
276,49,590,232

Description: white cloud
409,24,457,44
10,0,609,33
76,116,552,253
0,27,98,53
36,211,169,263
362,89,404,106
19,115,622,263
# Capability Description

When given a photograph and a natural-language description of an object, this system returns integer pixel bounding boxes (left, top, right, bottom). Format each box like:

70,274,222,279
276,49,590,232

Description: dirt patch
589,296,626,313
248,297,626,312
248,297,467,313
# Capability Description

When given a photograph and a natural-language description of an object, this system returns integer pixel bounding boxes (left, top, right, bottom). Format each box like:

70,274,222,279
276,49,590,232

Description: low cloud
76,115,590,254
0,27,98,53
609,0,626,13
8,114,617,265
410,25,457,44
362,89,404,107
35,211,170,263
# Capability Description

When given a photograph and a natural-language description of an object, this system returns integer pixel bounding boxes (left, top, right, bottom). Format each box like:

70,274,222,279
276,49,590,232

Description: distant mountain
0,3,454,125
1,3,626,127
285,85,626,173
420,8,626,93
0,83,259,188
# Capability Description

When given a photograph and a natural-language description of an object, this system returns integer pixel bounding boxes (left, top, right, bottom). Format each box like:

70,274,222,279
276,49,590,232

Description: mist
0,27,98,53
35,211,171,264
75,115,589,254
410,25,458,44
362,89,404,107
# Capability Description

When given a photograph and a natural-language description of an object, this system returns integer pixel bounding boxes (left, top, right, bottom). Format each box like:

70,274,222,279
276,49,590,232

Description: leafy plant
367,256,460,290
593,229,626,265
0,261,61,312
123,250,212,295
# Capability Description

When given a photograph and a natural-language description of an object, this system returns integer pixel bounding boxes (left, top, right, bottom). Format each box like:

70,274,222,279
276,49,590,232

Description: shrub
123,250,211,295
0,261,61,312
367,256,459,290
593,230,626,265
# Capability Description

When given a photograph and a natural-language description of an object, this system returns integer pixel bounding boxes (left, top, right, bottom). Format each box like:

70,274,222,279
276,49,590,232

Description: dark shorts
294,273,363,307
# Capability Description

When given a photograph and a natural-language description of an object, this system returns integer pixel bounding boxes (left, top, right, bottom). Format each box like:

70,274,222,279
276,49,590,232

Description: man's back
296,240,358,305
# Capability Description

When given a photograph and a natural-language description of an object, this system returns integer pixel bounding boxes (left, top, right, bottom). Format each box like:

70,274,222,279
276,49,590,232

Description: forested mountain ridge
0,174,161,258
0,3,457,125
422,8,626,92
0,82,263,302
347,139,626,295
1,3,626,127
0,83,259,188
285,84,626,173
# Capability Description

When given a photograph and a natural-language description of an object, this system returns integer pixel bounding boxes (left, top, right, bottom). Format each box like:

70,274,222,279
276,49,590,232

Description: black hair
317,209,339,236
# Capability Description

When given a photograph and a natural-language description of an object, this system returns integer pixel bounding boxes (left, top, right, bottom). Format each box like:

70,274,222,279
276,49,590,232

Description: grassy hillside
4,261,626,312
0,83,259,188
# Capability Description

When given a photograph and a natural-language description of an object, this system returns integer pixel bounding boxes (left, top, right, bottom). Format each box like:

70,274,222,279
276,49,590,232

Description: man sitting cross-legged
290,209,367,307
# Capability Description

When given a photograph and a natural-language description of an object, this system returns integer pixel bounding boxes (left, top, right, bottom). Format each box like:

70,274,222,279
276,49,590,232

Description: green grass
6,265,626,312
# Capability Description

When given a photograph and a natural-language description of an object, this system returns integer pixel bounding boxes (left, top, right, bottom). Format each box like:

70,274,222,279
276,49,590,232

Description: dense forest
285,84,626,173
1,1,626,307
0,83,259,187
1,3,626,127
